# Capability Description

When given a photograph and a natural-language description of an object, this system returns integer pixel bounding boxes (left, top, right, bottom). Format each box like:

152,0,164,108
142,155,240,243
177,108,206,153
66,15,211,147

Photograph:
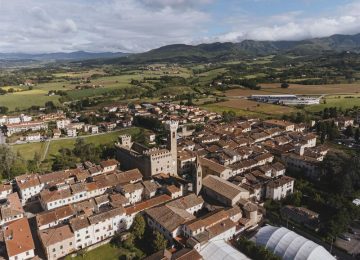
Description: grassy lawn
11,142,47,160
65,243,127,260
11,128,141,160
0,90,60,111
305,95,360,113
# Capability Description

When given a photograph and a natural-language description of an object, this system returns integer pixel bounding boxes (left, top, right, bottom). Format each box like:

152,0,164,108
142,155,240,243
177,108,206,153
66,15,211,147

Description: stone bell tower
166,120,178,175
194,156,203,196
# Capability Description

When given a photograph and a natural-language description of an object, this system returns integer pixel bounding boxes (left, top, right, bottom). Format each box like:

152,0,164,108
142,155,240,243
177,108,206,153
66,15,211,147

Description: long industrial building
250,95,320,105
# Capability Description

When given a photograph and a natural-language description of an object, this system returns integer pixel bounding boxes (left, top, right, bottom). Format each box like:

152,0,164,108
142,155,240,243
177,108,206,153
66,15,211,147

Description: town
1,99,359,260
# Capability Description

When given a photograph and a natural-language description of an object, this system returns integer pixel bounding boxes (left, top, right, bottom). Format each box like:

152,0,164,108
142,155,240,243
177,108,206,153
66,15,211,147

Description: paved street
0,130,6,144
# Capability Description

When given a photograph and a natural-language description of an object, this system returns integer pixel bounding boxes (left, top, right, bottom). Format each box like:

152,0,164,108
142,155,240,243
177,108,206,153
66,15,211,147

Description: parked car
339,234,351,241
348,228,358,235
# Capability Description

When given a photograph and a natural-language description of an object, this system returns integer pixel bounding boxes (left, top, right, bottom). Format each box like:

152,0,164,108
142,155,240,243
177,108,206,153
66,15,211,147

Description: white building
0,183,12,200
4,218,35,260
15,174,45,204
56,119,71,129
266,176,294,200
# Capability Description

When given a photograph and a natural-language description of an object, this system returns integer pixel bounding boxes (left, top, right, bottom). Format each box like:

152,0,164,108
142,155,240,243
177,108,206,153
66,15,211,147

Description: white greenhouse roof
255,225,335,260
199,240,251,260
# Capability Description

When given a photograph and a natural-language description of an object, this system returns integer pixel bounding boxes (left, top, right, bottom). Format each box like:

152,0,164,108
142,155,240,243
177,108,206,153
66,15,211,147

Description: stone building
116,121,178,178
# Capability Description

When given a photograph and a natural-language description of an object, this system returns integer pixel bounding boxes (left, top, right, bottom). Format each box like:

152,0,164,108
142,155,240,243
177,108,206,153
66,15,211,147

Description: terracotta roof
88,207,125,224
172,248,202,260
39,224,74,247
146,205,194,232
69,216,90,231
267,176,294,189
15,174,41,190
36,205,75,227
167,194,204,211
100,159,119,168
200,157,228,174
0,183,12,193
1,193,24,220
4,218,35,257
125,194,171,215
186,210,228,232
203,175,247,200
40,188,72,204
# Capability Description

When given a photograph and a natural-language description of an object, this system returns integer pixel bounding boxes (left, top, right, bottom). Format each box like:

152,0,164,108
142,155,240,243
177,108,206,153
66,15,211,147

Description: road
0,130,6,144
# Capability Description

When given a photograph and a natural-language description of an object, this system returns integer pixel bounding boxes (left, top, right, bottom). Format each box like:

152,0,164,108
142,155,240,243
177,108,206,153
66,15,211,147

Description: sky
1,0,360,53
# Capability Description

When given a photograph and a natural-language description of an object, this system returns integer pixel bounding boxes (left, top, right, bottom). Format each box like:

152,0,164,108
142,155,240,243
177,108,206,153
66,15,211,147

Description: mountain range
114,33,360,64
2,33,360,64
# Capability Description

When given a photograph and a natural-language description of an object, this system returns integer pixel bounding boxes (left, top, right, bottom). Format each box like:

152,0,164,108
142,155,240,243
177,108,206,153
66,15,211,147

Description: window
52,248,56,252
60,245,63,249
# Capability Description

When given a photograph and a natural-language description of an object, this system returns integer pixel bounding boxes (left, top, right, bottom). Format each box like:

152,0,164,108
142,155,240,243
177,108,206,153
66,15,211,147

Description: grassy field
11,128,140,160
1,67,194,111
65,244,126,260
305,95,360,112
202,99,297,118
0,90,60,111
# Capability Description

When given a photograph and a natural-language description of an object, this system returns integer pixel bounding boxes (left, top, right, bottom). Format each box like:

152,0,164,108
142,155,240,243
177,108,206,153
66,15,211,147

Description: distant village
0,100,358,260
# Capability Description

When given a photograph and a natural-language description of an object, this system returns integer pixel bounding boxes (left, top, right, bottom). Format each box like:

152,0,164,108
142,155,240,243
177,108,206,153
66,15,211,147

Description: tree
52,148,77,170
151,231,167,253
344,125,354,138
131,214,146,240
281,82,289,88
355,128,360,143
0,145,25,179
0,106,8,114
73,138,101,163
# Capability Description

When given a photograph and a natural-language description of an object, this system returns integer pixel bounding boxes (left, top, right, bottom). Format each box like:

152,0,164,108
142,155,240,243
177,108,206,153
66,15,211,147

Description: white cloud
0,0,210,53
214,1,360,42
0,0,360,53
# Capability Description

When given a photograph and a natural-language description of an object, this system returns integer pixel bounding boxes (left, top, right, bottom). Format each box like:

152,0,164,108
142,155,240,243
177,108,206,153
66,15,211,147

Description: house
3,218,35,260
118,182,144,205
141,180,160,199
200,157,233,180
146,204,195,242
166,194,204,215
266,176,294,200
56,119,71,129
100,159,119,173
271,162,286,177
202,175,249,206
0,193,25,225
53,129,61,139
263,120,295,132
69,216,94,250
25,132,41,142
39,224,75,260
164,184,183,199
5,121,48,136
36,205,75,230
15,174,45,204
66,127,77,137
0,183,12,199
88,207,126,244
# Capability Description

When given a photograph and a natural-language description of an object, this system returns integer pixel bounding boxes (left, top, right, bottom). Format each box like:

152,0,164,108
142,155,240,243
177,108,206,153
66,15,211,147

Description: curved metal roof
255,225,335,260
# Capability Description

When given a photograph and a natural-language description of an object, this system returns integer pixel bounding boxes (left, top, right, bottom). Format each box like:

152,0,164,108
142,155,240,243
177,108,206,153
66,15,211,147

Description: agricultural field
202,98,298,118
0,66,194,111
305,94,360,113
0,90,60,111
11,128,140,161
